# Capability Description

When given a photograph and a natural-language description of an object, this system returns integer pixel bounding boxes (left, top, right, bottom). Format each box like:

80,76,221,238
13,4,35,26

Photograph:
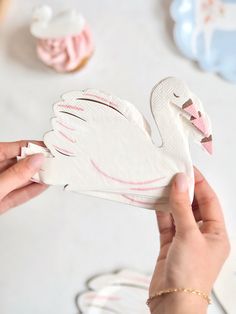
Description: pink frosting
36,25,94,72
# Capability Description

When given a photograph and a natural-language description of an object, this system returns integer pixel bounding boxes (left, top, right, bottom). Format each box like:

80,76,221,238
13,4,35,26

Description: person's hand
149,168,230,314
0,141,47,214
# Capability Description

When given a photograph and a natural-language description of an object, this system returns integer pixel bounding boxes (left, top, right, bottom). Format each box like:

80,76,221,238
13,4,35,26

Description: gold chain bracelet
146,288,212,307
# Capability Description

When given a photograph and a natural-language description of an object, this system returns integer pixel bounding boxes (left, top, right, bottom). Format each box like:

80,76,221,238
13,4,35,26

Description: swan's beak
182,99,199,119
190,113,208,135
201,135,213,155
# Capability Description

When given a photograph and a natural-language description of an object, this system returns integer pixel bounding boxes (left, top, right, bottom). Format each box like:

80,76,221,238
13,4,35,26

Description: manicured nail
175,173,188,192
26,154,45,168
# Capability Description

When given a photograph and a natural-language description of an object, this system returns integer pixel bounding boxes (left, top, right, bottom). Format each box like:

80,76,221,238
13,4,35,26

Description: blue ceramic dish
171,0,236,82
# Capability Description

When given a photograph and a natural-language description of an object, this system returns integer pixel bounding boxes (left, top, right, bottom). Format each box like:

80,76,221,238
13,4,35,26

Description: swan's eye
173,93,180,98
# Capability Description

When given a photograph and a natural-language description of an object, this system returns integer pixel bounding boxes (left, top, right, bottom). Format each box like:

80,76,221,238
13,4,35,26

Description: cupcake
30,5,94,73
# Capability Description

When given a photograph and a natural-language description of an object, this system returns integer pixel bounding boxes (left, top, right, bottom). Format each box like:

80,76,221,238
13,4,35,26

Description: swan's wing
28,148,170,201
19,141,169,209
19,89,180,208
61,89,151,136
77,286,148,314
40,90,172,193
19,143,172,210
77,189,169,210
116,269,151,285
87,269,150,291
77,269,149,314
77,291,113,314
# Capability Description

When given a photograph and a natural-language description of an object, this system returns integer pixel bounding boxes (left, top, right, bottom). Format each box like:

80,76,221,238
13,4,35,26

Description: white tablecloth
0,0,235,313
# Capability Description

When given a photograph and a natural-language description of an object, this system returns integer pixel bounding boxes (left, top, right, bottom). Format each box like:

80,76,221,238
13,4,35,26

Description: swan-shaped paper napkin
18,77,212,210
77,269,150,314
76,269,223,314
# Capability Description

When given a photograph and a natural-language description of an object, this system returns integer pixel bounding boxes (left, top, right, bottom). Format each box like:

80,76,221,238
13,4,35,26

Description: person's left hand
0,141,47,214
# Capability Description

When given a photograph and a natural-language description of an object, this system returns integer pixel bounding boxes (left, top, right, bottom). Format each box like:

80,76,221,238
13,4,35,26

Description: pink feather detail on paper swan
58,130,76,143
90,160,165,186
56,120,76,131
121,194,164,206
53,145,75,156
129,186,167,191
83,92,119,108
57,104,84,111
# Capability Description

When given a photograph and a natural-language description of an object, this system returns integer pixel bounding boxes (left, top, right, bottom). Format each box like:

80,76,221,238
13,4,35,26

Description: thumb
0,154,44,199
170,173,197,234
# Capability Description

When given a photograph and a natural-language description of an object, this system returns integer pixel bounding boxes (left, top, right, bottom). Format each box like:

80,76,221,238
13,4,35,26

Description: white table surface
0,0,235,313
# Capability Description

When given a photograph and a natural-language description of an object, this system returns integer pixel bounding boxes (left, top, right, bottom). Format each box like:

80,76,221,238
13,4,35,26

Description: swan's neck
153,105,191,159
153,105,194,199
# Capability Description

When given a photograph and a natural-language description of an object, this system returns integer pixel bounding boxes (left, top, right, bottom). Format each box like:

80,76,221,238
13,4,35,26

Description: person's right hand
149,167,230,314
0,141,47,214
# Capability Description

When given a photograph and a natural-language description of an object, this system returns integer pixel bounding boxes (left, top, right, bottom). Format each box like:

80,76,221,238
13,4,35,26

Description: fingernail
175,173,188,192
26,154,45,168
